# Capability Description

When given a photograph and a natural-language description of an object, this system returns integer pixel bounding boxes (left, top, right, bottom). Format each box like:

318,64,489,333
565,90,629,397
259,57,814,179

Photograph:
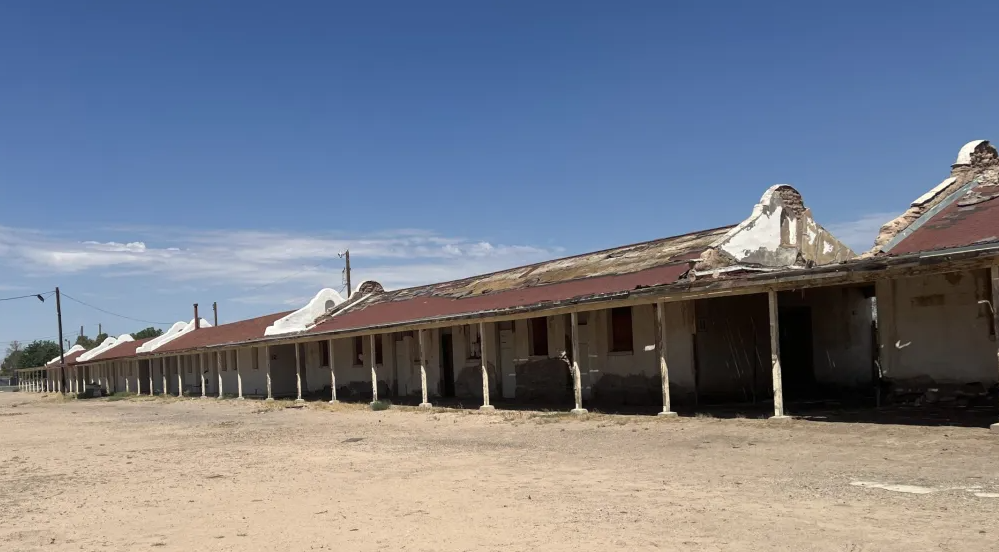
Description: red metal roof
309,261,691,334
89,337,155,362
46,348,86,366
891,180,999,255
155,311,293,353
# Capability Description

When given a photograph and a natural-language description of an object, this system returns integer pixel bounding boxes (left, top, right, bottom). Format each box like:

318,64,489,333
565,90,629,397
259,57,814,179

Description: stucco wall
877,270,997,385
694,294,772,403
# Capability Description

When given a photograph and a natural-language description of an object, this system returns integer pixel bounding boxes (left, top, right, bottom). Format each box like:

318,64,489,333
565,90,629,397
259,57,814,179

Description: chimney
194,303,200,329
213,302,218,326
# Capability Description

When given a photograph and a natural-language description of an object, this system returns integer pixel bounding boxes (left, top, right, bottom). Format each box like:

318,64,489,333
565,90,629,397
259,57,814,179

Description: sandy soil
1,393,998,552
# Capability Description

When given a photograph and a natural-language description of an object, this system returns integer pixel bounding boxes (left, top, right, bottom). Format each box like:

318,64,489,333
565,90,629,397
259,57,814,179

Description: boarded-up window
186,357,192,374
375,336,383,365
320,340,330,366
466,325,481,359
610,307,633,353
252,347,260,370
353,337,363,365
529,317,549,356
220,352,227,371
231,350,238,371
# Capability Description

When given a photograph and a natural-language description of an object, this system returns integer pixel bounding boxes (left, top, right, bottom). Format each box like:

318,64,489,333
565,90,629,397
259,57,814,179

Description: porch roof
890,175,999,255
88,337,155,362
154,311,294,354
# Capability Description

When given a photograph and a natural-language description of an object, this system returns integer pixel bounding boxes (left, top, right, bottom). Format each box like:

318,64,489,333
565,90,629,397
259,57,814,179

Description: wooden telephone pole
342,250,352,298
55,287,66,392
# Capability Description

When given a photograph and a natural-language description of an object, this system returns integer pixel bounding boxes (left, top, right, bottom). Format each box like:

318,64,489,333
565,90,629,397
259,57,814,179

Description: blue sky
2,1,997,350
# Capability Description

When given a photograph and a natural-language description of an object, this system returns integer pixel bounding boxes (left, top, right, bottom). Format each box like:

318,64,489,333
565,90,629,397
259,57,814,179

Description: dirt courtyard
1,393,998,551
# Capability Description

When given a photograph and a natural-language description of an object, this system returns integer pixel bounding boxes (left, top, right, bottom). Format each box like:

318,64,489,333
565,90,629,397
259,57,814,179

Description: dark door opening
778,306,815,400
440,333,455,398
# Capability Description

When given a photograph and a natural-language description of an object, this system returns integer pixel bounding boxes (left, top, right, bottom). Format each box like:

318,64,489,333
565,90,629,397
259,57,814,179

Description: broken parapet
868,140,999,255
694,184,855,273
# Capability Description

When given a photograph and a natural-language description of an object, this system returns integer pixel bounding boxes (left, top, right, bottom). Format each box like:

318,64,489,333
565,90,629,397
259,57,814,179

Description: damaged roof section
304,184,854,335
156,311,293,353
879,140,999,255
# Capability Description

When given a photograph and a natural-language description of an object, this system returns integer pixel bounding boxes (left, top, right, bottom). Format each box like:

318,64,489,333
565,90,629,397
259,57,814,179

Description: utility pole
55,287,66,393
341,250,352,298
98,323,102,336
213,302,218,326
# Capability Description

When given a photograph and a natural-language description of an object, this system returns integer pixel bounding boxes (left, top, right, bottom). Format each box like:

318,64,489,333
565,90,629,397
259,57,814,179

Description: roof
886,141,999,255
155,311,293,353
45,348,86,367
891,177,999,255
88,337,154,362
308,227,730,334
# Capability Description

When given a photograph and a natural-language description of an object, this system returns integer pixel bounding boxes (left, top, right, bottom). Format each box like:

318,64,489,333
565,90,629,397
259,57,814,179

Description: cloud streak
825,212,897,253
0,225,561,294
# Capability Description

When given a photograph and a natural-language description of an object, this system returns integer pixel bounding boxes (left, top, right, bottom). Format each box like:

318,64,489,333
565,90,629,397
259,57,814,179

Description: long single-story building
17,140,999,432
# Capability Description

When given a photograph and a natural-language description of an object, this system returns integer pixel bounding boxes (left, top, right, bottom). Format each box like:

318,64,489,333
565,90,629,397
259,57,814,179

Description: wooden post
369,334,378,404
570,312,586,415
328,340,338,404
418,329,431,408
768,290,788,419
176,356,183,397
479,322,494,411
235,350,244,400
217,352,223,399
200,354,207,398
265,346,274,401
148,360,154,396
294,343,304,402
657,301,678,417
161,359,168,397
135,361,141,396
991,265,999,434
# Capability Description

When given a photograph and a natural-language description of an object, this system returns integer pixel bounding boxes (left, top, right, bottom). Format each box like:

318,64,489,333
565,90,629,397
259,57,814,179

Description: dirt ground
1,393,998,552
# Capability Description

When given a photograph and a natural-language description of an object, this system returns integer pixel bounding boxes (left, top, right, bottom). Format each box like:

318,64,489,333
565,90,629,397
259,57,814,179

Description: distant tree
131,327,163,340
1,341,23,375
17,340,61,369
75,335,96,349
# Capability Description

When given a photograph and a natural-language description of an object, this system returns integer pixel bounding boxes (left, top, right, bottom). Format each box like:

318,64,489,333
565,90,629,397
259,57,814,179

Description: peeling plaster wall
701,185,854,270
235,347,268,397
877,270,997,385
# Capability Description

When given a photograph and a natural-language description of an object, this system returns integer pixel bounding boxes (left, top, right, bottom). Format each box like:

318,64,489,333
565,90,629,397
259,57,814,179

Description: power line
0,291,53,302
60,292,172,326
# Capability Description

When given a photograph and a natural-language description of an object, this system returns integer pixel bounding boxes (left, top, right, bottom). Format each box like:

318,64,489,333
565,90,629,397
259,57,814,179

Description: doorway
778,306,815,399
440,332,455,398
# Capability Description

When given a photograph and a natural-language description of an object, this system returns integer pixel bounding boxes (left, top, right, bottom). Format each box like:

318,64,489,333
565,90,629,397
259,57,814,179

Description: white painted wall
877,270,997,385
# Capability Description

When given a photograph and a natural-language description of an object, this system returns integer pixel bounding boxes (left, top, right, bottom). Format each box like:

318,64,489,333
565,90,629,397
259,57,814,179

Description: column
657,301,678,417
265,346,273,401
161,358,168,397
768,290,788,419
479,322,494,411
294,343,303,402
369,335,378,404
236,350,244,400
570,312,587,415
200,353,207,398
217,352,223,399
134,361,141,395
418,329,431,408
990,265,999,434
148,360,154,396
177,356,183,397
328,340,338,405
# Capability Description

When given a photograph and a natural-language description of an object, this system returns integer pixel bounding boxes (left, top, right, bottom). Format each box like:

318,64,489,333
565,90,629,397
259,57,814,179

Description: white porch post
161,359,168,396
570,312,586,415
148,360,154,396
217,352,223,399
177,356,183,397
236,350,244,400
657,300,678,417
990,265,999,433
294,343,304,402
369,335,378,403
479,322,494,411
328,340,338,404
768,290,788,419
134,361,140,395
125,366,130,393
200,353,207,398
418,329,431,408
265,346,273,401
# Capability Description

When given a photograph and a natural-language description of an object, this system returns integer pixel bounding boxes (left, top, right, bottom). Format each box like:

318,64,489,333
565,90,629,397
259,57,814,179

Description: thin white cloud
0,225,560,293
825,212,898,253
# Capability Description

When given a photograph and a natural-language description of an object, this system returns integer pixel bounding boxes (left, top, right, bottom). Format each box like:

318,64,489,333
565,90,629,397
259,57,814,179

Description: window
220,351,227,371
375,335,383,365
529,317,549,357
610,307,633,353
252,347,260,370
353,337,363,366
466,325,481,359
186,357,192,374
231,350,238,371
320,340,330,365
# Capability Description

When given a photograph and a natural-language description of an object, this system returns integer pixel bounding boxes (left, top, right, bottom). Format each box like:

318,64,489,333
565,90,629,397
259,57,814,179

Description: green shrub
370,399,392,411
